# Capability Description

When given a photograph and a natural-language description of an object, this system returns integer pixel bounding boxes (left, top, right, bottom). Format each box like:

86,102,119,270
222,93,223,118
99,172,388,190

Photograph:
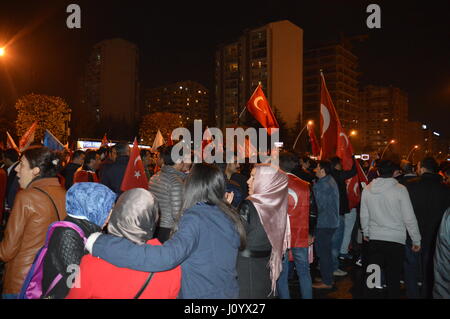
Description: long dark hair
174,163,246,250
21,146,62,179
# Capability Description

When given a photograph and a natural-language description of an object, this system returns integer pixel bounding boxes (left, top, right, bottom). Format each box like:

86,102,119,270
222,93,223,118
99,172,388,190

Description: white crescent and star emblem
320,104,330,138
134,171,141,178
134,155,141,166
253,96,267,114
288,188,299,212
340,132,349,147
353,181,359,195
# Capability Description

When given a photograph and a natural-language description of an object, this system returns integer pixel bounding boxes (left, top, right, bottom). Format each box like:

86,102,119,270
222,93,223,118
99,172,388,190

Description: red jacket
73,170,99,184
66,239,181,299
287,173,310,248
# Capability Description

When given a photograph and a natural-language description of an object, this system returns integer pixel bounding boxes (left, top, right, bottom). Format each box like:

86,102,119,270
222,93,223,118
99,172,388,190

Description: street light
407,145,419,161
0,47,5,56
292,120,313,150
381,139,395,159
350,130,357,136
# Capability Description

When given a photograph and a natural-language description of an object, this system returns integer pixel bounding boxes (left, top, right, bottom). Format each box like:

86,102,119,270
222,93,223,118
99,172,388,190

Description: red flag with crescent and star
307,122,320,156
319,72,368,209
319,73,340,160
120,138,148,192
246,84,279,135
101,133,108,147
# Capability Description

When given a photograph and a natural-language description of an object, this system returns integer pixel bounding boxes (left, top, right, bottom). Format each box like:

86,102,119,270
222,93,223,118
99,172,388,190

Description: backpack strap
134,272,155,299
34,187,61,221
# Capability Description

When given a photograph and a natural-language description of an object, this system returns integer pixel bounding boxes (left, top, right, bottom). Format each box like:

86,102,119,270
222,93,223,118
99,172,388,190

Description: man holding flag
318,71,368,275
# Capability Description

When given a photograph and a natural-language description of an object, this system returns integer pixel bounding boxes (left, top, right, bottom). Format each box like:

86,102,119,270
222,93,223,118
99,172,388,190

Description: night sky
0,0,449,137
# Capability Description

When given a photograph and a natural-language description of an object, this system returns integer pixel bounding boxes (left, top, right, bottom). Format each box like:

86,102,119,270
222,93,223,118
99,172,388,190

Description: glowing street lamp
407,145,419,161
350,130,357,136
0,47,5,56
381,139,395,159
292,120,313,150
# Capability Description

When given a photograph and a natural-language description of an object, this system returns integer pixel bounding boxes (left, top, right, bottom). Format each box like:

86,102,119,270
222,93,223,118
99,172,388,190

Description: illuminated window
180,86,183,90
198,90,202,94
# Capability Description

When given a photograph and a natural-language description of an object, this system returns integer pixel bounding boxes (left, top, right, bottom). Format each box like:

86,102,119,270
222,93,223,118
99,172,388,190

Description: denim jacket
313,175,339,229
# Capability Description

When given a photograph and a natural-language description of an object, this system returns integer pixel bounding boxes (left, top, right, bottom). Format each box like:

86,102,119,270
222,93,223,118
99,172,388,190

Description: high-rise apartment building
81,38,139,127
144,80,209,126
303,43,359,132
359,85,409,155
215,20,303,130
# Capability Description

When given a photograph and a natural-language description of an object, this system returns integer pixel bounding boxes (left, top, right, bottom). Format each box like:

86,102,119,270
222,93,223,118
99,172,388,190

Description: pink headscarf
248,164,290,295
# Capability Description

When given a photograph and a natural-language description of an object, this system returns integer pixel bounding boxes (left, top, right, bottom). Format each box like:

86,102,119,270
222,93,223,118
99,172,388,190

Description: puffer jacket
42,216,101,299
0,177,67,294
148,165,185,229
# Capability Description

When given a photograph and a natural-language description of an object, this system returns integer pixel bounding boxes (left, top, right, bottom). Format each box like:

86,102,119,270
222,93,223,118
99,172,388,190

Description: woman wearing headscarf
85,163,246,299
237,163,289,298
0,146,67,299
41,182,117,299
66,188,181,299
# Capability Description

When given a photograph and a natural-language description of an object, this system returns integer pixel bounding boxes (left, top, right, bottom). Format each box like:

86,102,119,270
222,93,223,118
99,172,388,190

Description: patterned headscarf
66,182,117,227
107,188,157,244
248,164,290,295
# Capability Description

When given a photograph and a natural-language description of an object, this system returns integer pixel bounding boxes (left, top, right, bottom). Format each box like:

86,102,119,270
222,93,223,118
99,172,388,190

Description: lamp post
292,120,313,150
407,145,419,161
381,139,395,159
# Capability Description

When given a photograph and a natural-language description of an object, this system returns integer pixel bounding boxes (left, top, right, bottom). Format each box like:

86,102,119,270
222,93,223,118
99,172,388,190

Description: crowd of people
0,142,449,299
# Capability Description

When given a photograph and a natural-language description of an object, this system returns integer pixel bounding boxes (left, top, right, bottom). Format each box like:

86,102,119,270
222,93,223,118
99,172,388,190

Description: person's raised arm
90,212,200,272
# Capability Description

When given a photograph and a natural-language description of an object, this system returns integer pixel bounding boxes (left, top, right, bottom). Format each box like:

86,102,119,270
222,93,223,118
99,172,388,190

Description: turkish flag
346,161,369,210
307,123,320,156
120,138,148,192
319,74,340,160
320,73,368,208
19,121,37,152
101,134,108,147
167,132,174,146
246,85,279,135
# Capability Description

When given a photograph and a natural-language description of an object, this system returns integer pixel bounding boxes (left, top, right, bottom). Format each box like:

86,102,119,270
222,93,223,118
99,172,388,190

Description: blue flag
43,130,65,151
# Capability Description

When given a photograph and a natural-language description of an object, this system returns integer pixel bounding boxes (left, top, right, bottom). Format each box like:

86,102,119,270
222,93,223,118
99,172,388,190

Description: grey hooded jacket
360,177,421,246
148,165,186,229
433,208,450,299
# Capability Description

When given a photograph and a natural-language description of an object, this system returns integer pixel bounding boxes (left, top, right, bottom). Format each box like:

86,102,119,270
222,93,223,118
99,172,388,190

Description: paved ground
288,255,408,299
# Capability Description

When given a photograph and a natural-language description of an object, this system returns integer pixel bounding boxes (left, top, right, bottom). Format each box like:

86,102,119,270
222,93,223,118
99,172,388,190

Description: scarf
248,164,290,295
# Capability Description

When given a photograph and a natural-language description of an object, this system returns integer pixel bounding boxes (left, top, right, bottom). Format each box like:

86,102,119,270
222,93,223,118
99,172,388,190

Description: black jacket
239,200,271,252
330,161,357,215
100,156,129,195
231,173,249,199
60,163,82,190
292,167,315,184
42,216,101,299
406,173,450,247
